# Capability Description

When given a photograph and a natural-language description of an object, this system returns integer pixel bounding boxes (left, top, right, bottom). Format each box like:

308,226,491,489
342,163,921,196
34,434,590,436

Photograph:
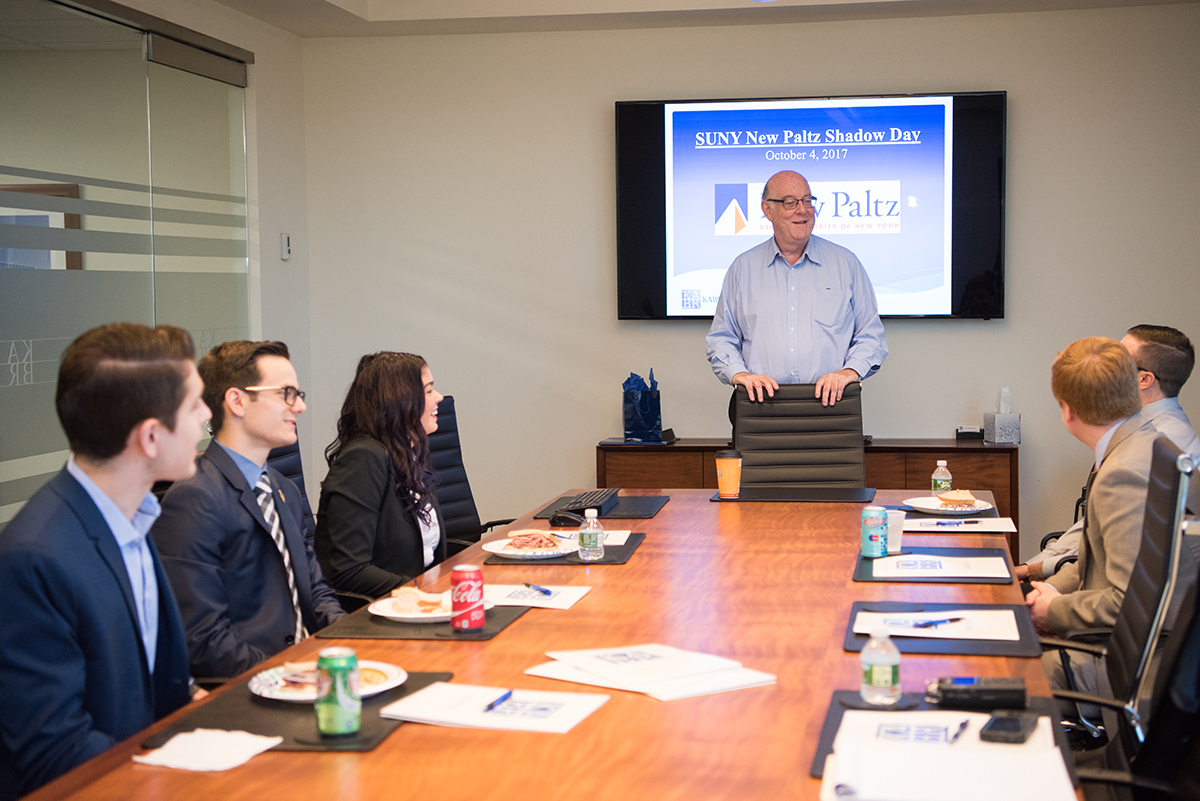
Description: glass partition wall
0,0,249,528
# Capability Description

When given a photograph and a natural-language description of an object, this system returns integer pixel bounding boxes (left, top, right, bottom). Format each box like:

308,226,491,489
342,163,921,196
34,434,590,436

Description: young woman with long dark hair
314,352,446,598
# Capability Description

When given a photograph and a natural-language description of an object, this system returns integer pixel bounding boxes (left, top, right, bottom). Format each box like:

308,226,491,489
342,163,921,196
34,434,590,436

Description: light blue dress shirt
65,456,160,672
213,439,266,490
706,235,888,385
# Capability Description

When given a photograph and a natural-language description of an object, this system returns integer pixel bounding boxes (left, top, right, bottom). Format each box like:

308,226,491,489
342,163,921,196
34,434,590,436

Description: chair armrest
335,591,375,613
482,518,516,532
1052,689,1127,712
1075,767,1172,793
1052,554,1078,575
1038,635,1108,657
1040,530,1065,550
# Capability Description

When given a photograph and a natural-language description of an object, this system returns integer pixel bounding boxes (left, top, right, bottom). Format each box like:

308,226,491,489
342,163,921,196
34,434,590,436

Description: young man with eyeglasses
706,169,888,409
153,340,344,680
1015,324,1198,583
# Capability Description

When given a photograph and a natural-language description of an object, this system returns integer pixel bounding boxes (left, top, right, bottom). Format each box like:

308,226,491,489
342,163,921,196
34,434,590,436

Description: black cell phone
979,710,1040,744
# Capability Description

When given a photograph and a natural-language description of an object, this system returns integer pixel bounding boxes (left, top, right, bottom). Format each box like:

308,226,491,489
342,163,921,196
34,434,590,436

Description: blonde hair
1051,337,1140,426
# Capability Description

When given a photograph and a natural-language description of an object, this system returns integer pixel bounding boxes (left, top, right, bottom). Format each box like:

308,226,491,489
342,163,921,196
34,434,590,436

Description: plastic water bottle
577,508,605,562
860,626,901,705
931,460,953,495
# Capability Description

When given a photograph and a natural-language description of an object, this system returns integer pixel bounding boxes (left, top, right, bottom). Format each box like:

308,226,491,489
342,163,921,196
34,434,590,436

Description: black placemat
853,547,1014,585
534,496,669,519
809,691,1078,787
315,604,530,641
842,601,1041,657
141,671,452,752
709,487,876,503
484,532,646,566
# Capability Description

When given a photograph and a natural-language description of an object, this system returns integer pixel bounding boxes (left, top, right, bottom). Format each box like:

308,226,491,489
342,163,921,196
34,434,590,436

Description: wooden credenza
597,437,1020,553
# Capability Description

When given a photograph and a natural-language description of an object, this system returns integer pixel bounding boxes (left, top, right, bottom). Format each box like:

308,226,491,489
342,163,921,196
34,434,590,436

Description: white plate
481,536,580,560
367,595,494,624
248,660,407,703
903,496,994,516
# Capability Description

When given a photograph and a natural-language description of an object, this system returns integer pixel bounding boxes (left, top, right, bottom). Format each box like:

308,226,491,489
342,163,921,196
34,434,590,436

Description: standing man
153,341,344,680
1016,324,1197,582
706,170,888,407
1026,337,1161,693
0,324,207,799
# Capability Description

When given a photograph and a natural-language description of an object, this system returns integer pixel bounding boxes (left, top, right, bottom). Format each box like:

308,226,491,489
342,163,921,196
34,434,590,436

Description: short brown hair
1126,324,1194,398
1051,337,1141,426
198,340,290,434
55,323,196,460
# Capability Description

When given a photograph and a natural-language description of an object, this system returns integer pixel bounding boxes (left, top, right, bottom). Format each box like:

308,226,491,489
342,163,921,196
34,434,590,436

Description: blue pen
484,689,513,712
913,617,964,628
524,582,552,595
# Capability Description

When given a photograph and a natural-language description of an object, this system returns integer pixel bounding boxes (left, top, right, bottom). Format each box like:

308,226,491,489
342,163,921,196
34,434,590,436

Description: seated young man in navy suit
0,324,208,799
154,340,344,680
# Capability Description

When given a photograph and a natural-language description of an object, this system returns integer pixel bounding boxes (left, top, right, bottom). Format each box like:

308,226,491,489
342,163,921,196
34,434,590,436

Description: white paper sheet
903,517,1017,533
820,711,1075,801
870,555,1010,579
525,660,776,701
853,610,1020,641
378,682,608,734
603,530,631,546
484,584,591,610
543,643,742,689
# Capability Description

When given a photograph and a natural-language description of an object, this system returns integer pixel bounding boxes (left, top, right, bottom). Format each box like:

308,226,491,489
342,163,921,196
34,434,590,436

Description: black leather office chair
1074,576,1200,801
1043,438,1193,750
733,382,865,488
266,440,316,543
429,395,514,555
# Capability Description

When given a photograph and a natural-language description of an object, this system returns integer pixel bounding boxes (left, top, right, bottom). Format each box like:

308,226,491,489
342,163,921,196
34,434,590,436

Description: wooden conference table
32,489,1053,801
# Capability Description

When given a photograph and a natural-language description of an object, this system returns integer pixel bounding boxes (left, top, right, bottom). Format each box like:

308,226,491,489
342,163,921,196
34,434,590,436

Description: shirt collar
213,439,267,489
1094,416,1130,470
769,234,821,268
65,455,161,545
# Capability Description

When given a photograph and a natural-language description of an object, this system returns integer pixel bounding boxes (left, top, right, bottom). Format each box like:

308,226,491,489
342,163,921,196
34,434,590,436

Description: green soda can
315,647,361,735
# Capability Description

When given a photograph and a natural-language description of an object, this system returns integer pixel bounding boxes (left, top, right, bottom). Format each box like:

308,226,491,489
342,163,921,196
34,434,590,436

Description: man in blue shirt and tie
153,340,344,681
706,170,888,407
0,324,207,799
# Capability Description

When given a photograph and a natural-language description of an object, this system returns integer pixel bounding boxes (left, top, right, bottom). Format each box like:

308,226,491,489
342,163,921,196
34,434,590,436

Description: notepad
379,682,608,734
820,710,1075,801
869,555,1010,579
852,609,1020,641
484,584,591,610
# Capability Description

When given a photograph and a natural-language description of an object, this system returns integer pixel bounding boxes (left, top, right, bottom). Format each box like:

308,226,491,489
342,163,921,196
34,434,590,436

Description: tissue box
984,413,1021,444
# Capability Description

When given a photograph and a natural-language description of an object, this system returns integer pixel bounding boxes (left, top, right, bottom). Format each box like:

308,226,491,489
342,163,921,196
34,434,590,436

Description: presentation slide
664,97,953,317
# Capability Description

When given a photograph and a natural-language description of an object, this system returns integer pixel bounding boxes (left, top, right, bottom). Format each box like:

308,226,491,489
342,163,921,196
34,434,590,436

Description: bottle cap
584,508,598,518
936,460,947,466
870,625,891,639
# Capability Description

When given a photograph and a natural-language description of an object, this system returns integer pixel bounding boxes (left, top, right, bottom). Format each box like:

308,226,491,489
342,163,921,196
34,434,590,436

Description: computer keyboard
559,487,620,516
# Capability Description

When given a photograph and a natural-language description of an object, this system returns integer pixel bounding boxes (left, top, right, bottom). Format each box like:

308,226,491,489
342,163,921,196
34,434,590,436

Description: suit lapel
203,442,271,533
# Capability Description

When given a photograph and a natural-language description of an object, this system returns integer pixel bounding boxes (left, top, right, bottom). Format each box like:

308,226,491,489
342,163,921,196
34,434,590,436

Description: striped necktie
255,473,306,642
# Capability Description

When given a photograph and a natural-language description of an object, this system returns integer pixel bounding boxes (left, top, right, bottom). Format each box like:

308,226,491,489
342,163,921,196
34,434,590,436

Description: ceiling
207,0,1198,37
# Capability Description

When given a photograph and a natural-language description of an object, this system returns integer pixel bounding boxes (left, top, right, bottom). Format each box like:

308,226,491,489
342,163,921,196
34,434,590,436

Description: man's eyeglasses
241,385,306,406
764,195,818,211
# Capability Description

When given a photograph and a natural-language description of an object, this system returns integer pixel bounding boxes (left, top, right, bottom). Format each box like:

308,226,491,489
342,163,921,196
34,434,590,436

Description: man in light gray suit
1017,324,1197,581
1026,337,1163,694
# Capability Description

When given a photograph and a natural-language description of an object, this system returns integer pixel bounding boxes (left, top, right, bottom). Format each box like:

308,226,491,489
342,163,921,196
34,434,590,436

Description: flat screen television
616,91,1005,320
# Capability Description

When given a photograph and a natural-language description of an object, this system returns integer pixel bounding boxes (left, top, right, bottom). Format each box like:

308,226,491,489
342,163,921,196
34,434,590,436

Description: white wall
299,5,1200,558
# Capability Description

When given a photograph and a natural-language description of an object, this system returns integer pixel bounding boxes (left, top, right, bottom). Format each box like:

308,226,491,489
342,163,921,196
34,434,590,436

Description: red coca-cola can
450,564,485,631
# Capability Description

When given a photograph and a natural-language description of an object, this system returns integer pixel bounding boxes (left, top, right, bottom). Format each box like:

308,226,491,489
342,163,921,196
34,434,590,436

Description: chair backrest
1105,437,1192,751
733,383,865,488
427,395,485,542
266,440,316,542
1124,574,1200,799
